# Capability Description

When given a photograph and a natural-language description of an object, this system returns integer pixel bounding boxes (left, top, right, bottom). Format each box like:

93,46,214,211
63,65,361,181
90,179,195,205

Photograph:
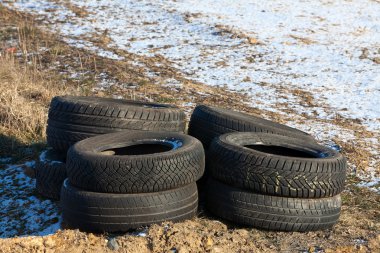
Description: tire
209,132,346,198
66,131,205,193
35,150,67,200
46,126,99,153
206,178,341,232
61,180,198,232
47,96,186,152
188,105,314,149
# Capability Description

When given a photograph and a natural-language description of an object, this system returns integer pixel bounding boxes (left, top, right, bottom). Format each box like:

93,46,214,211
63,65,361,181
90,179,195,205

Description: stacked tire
188,105,318,187
205,132,346,232
47,96,186,152
36,96,186,200
188,105,346,232
61,131,205,232
188,105,314,149
35,150,67,200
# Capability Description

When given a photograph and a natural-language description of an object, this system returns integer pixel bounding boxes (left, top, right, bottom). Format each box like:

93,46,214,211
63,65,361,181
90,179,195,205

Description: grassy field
0,5,379,253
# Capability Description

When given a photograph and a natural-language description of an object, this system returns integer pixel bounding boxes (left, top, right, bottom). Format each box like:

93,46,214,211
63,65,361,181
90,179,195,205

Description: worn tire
47,96,186,152
66,131,205,193
209,132,346,198
61,180,198,232
46,127,99,153
188,105,314,149
207,178,341,232
35,150,67,200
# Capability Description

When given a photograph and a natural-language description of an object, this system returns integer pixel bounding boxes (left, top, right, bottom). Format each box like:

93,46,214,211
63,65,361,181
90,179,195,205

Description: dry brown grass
0,54,69,152
0,7,80,156
289,34,316,45
0,17,72,156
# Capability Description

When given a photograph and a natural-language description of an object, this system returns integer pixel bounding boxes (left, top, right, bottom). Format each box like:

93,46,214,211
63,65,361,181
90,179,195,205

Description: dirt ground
0,5,379,253
1,208,379,252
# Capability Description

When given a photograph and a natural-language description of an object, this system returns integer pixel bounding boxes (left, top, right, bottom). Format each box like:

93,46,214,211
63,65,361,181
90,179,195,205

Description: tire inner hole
244,145,318,158
102,143,172,155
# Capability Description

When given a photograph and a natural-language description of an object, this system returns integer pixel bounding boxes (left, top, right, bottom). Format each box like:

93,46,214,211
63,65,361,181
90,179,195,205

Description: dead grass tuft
0,54,69,154
60,1,91,18
289,34,316,45
214,24,263,45
291,88,317,107
0,6,80,156
335,139,372,173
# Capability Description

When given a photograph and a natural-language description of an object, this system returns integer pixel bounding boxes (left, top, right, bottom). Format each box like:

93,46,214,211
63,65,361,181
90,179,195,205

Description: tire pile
36,96,187,200
188,106,346,232
35,96,346,233
37,96,204,232
62,131,203,232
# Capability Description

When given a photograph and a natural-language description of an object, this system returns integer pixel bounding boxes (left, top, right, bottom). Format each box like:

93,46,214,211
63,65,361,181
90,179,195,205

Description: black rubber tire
61,180,198,232
46,126,99,153
209,132,346,198
206,178,341,232
66,131,205,193
188,105,314,149
35,150,67,200
47,96,186,152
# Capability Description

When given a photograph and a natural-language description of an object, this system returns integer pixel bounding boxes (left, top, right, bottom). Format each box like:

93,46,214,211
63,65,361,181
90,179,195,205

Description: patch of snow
169,0,380,121
0,157,12,163
182,102,195,107
62,38,124,60
357,175,380,193
353,238,367,246
24,160,36,168
7,0,74,22
61,0,380,128
320,140,342,152
4,0,380,125
39,150,64,165
165,138,183,150
131,228,148,237
112,95,123,99
0,162,60,238
162,78,183,88
150,138,183,150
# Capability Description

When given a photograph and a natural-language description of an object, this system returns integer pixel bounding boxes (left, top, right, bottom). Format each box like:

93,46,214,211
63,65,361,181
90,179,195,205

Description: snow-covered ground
5,0,380,129
0,159,60,238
